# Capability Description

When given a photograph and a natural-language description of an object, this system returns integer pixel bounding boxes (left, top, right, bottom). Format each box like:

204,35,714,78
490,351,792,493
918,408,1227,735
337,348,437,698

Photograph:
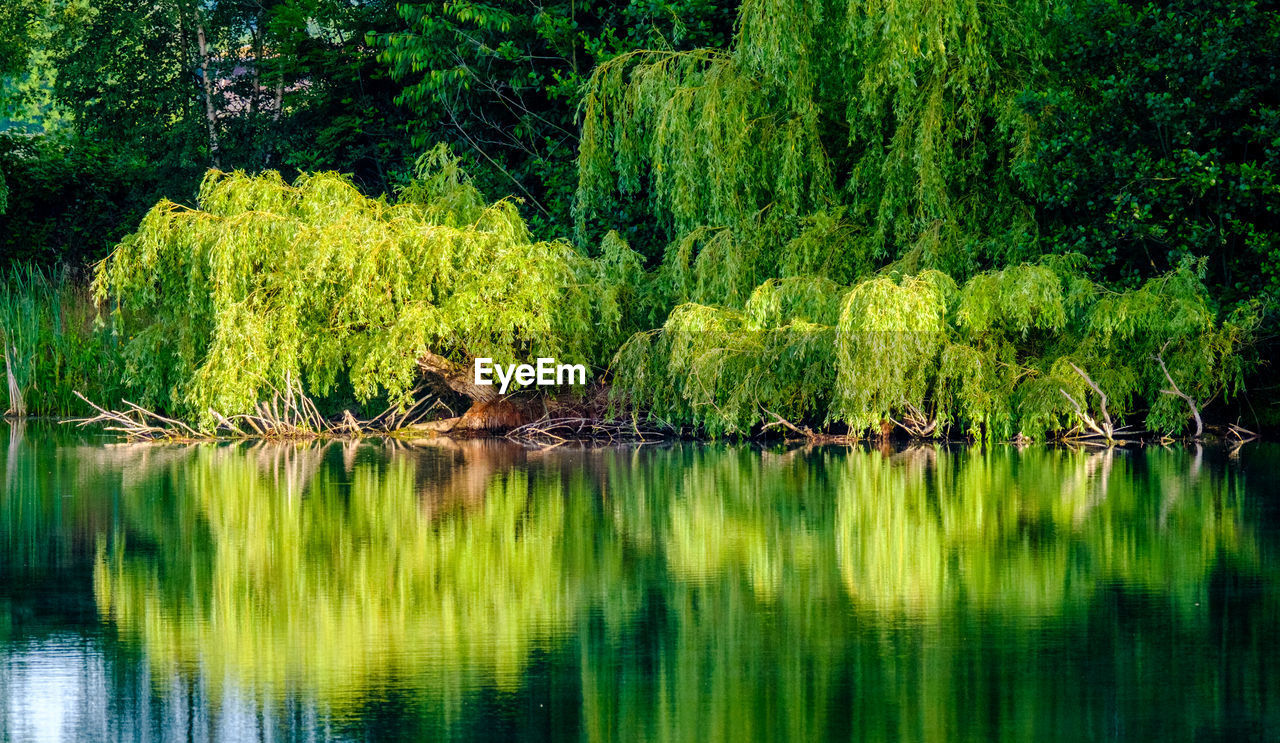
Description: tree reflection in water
4,423,1276,741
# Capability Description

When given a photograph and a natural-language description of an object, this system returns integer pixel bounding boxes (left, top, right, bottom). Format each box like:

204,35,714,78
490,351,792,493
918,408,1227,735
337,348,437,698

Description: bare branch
1154,350,1203,438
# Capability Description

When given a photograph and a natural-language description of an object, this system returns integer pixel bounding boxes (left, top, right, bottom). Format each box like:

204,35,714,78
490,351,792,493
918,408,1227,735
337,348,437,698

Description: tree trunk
415,352,534,433
197,22,220,168
417,351,498,403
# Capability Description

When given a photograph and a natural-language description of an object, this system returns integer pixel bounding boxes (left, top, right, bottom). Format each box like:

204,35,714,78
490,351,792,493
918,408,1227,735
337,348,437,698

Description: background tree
1016,0,1280,421
379,0,738,240
576,0,1048,276
1017,0,1280,312
0,0,41,213
2,0,418,267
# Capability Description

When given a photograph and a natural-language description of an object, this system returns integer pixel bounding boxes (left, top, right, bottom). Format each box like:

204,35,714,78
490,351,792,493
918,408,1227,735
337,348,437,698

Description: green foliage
576,0,1047,288
49,0,208,176
614,259,1256,439
258,0,417,193
0,0,37,77
1017,0,1280,314
4,0,418,269
613,275,843,435
1,265,121,416
0,133,166,267
1,0,74,137
379,0,738,242
93,146,618,426
833,271,954,433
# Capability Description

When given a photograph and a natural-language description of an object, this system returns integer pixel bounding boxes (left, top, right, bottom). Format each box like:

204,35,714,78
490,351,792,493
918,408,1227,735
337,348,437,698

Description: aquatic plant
1,265,120,417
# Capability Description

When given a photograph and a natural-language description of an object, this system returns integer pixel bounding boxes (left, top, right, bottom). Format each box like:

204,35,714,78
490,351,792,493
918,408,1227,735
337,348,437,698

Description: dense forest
1,0,1277,440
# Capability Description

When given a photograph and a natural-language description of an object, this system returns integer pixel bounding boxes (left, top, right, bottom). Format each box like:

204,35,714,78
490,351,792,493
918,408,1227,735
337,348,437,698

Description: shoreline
3,411,1263,450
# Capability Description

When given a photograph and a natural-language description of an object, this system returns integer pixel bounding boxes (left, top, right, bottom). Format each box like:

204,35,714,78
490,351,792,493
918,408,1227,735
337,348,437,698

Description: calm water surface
1,421,1278,742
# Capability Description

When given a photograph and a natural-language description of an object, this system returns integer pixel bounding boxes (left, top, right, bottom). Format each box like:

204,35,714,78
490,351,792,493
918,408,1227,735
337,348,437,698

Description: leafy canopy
577,0,1048,284
94,145,627,425
612,258,1256,439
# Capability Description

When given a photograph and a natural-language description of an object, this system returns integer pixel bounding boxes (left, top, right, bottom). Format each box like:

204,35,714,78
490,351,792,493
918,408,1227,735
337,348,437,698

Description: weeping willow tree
93,146,638,428
576,0,1046,286
613,259,1257,440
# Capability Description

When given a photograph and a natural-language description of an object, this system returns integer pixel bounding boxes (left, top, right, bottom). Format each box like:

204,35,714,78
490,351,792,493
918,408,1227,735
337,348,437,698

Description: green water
1,422,1278,742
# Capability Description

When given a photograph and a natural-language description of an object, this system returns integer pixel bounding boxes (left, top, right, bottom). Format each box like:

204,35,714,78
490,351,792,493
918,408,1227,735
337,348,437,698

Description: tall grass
1,265,121,417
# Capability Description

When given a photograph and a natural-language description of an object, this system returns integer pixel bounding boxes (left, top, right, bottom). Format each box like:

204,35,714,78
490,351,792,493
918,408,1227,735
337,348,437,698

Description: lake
2,421,1278,741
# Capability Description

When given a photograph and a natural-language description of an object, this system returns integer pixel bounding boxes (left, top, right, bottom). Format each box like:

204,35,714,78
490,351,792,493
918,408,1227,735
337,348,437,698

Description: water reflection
2,424,1278,741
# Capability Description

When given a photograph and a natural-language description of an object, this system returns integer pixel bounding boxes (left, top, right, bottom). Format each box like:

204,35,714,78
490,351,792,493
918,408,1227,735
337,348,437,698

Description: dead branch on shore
890,402,938,438
73,391,204,441
72,378,378,441
505,416,671,446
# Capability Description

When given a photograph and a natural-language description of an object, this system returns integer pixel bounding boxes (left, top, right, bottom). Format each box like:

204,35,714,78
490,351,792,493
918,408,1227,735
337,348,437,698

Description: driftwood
506,416,671,446
71,376,378,441
74,392,204,441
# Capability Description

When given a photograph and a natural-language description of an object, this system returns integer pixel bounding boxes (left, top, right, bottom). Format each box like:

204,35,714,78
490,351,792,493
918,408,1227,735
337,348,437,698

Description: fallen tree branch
1154,349,1203,438
890,401,938,438
1067,362,1114,439
760,408,816,440
1227,423,1259,442
73,391,196,441
505,416,671,446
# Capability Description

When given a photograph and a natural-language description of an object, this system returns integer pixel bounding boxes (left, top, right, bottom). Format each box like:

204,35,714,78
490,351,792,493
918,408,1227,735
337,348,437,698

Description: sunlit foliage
612,275,841,436
613,259,1256,439
93,146,635,426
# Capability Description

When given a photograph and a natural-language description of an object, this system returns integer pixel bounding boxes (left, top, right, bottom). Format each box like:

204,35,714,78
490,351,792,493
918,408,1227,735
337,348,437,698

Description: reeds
1,266,120,417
